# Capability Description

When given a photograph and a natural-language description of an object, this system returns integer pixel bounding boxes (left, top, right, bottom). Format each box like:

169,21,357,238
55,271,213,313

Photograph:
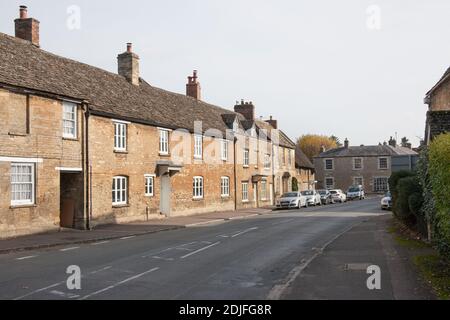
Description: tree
330,135,343,147
297,134,338,161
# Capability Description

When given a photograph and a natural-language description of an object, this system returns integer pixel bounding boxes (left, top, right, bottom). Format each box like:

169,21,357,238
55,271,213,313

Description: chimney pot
344,138,349,148
234,100,255,121
126,43,132,53
19,5,28,19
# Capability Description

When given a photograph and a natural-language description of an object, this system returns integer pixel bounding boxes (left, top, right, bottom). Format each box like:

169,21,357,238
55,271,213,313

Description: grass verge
413,254,450,300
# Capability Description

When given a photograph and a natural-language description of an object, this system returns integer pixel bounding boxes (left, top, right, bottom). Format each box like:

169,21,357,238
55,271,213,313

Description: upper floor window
63,102,77,139
11,163,35,206
193,176,204,199
194,135,203,159
353,158,363,170
145,175,154,197
114,122,127,151
243,149,250,167
378,157,388,170
112,176,128,206
354,177,363,186
264,154,271,169
221,140,228,161
325,159,334,170
159,129,169,155
288,149,292,167
221,177,230,197
282,148,286,166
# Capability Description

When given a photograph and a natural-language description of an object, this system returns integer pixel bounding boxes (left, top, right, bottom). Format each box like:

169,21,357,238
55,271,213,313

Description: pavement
0,198,435,300
0,207,273,254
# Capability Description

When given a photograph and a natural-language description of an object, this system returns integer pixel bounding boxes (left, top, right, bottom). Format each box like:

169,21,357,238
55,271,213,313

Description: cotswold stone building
313,139,417,193
0,6,298,238
424,67,450,145
294,146,315,192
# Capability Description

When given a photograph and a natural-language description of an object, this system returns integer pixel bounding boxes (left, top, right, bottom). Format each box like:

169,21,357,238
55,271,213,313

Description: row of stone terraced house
0,6,314,238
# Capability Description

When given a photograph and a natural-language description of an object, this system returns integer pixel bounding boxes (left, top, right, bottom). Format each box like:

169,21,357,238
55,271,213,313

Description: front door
160,174,171,216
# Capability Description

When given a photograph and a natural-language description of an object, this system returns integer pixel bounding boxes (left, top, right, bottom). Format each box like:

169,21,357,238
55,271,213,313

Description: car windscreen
348,187,360,192
318,190,327,195
282,193,298,198
301,191,313,196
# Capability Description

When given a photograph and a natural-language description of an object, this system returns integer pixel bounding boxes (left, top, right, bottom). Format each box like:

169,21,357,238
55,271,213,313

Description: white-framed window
112,176,128,205
11,163,35,206
282,148,286,166
221,139,228,161
159,129,169,155
114,122,127,151
243,149,249,167
353,158,363,170
325,159,334,170
242,182,249,202
325,177,334,189
288,149,292,167
354,177,363,186
374,177,389,192
378,157,388,170
221,177,230,197
193,176,204,199
62,102,77,139
145,175,154,197
264,154,271,169
261,180,267,200
194,135,203,159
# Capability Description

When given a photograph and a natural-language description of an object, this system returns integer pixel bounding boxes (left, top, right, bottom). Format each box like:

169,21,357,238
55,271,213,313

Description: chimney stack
344,138,349,149
388,136,397,147
186,70,201,100
15,6,40,47
265,116,278,129
118,43,140,86
234,100,255,121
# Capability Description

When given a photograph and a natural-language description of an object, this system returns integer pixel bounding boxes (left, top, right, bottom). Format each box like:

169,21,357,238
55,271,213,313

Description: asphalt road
0,198,385,300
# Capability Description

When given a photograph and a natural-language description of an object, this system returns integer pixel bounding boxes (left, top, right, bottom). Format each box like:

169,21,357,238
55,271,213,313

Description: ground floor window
112,176,128,205
145,175,154,197
11,163,35,206
373,177,389,192
221,177,230,197
193,176,204,199
325,177,334,190
242,182,249,202
354,177,363,187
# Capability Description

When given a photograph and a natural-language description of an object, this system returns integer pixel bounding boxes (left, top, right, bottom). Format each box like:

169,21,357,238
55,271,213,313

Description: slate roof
0,32,238,134
254,120,296,149
315,145,418,158
295,146,314,170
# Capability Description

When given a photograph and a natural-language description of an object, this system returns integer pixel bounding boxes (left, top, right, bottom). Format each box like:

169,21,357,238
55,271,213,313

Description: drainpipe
233,136,238,211
271,143,276,205
84,103,91,230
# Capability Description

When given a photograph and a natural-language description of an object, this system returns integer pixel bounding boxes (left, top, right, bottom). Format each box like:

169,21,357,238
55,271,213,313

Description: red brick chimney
186,70,201,100
15,6,40,47
118,43,140,86
265,116,278,129
234,100,255,121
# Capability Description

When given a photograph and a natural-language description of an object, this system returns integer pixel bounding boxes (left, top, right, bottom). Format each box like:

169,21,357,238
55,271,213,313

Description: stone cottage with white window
313,138,417,193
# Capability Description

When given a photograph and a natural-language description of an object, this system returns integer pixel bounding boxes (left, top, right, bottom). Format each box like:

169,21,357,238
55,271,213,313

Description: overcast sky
2,0,449,146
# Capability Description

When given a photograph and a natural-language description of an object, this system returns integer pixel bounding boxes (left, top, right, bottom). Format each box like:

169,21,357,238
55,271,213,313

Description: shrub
429,133,450,258
396,176,422,225
389,170,415,219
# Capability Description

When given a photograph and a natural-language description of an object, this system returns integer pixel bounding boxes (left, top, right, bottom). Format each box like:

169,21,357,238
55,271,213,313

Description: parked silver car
301,190,321,206
276,192,307,209
346,185,365,200
329,189,347,203
381,192,392,210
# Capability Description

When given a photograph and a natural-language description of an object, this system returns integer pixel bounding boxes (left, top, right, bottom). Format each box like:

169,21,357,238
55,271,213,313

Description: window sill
243,165,249,168
114,150,128,154
159,153,170,157
10,204,37,209
145,194,154,198
63,137,79,141
221,195,230,199
8,132,28,137
112,204,129,208
193,197,204,201
242,200,249,203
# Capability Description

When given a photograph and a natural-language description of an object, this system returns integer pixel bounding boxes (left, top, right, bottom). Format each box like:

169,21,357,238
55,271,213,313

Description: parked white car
329,189,347,203
346,185,365,200
276,192,307,209
381,191,392,210
301,190,321,206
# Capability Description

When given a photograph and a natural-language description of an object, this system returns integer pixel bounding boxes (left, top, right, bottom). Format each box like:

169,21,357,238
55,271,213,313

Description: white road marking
90,266,112,274
92,241,110,246
16,255,37,260
79,267,160,300
119,236,136,240
229,213,259,220
152,256,175,261
180,242,221,259
186,219,225,227
217,235,229,238
60,247,80,252
13,282,64,300
231,227,259,238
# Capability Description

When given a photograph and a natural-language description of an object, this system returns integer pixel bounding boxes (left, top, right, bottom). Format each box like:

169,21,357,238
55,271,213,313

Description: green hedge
429,133,450,258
